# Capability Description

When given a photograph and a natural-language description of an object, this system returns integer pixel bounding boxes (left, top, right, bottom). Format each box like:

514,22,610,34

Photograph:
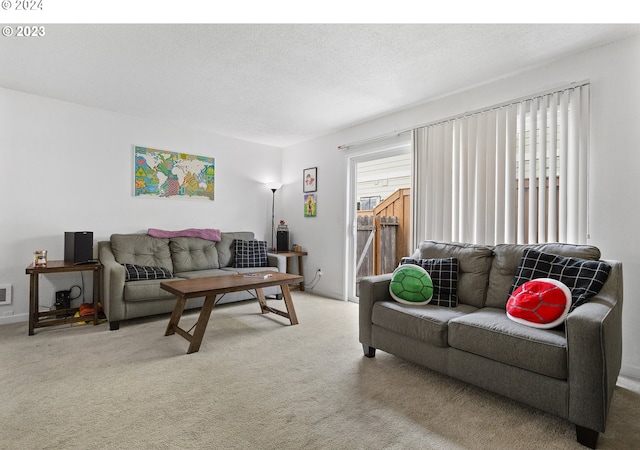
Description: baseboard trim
620,364,640,380
305,287,343,301
0,312,28,325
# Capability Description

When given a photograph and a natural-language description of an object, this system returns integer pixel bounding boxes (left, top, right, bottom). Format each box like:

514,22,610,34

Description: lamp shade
266,182,282,191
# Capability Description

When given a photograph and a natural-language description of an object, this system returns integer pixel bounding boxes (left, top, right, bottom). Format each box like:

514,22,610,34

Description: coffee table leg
187,294,217,354
256,288,269,314
165,295,187,336
256,285,298,325
281,284,298,325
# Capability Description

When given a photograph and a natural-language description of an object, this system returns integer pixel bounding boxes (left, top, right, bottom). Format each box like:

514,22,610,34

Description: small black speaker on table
64,231,94,264
276,230,289,252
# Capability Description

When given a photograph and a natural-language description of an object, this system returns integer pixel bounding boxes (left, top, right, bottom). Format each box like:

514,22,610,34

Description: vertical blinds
412,83,590,246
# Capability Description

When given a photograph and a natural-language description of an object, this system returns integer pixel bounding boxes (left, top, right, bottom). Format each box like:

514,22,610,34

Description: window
412,83,589,246
358,196,381,210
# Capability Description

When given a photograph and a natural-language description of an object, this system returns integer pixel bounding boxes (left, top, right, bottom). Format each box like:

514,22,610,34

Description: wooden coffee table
161,271,303,354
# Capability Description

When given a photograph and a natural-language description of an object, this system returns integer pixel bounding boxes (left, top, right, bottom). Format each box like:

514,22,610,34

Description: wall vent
0,284,12,305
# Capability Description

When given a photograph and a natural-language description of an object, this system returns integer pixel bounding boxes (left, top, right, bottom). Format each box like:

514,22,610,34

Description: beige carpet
1,292,638,450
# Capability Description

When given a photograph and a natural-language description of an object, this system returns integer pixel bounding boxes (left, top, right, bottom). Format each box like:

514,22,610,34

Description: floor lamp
266,182,282,251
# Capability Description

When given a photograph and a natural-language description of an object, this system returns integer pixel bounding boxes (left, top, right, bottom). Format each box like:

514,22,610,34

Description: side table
272,251,308,291
25,260,102,335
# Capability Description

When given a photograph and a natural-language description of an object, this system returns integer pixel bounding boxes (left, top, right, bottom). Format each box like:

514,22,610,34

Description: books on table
243,272,273,279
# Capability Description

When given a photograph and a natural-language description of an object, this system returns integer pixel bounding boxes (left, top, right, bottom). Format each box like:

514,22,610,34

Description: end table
272,251,308,291
25,260,102,335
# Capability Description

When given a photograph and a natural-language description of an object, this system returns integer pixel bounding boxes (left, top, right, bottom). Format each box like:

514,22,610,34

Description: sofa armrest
267,252,287,273
98,240,127,324
566,260,623,433
358,274,393,351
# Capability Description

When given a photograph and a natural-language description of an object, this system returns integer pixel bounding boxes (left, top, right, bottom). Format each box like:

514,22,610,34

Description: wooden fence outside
372,188,411,265
356,215,399,281
356,187,411,287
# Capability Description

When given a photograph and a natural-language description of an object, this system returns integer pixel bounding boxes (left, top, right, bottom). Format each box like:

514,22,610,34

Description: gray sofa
359,241,623,449
99,231,286,330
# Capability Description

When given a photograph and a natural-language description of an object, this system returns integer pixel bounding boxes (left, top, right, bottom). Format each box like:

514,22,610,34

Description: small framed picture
304,194,317,217
303,167,317,193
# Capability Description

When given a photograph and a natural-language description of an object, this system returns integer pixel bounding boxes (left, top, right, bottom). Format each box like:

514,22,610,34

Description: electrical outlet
0,284,11,305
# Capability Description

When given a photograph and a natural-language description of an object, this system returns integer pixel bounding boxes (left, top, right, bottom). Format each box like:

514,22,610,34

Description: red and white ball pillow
506,278,572,329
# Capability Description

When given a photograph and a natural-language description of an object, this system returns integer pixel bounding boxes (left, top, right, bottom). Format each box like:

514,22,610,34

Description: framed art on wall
303,167,317,193
304,194,317,217
133,146,215,200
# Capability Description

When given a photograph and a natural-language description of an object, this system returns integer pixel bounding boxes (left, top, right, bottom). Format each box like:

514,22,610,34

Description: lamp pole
271,187,277,251
266,182,282,251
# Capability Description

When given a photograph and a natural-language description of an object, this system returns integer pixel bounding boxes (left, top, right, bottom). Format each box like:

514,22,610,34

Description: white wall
0,88,282,321
281,34,640,377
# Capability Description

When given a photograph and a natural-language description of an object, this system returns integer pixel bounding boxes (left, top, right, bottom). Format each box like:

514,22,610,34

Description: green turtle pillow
400,257,459,307
389,264,434,305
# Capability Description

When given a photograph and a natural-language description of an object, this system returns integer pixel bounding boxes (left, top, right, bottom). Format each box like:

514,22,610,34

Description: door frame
344,136,412,302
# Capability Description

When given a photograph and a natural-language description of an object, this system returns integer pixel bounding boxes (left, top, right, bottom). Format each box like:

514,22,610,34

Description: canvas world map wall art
134,146,215,200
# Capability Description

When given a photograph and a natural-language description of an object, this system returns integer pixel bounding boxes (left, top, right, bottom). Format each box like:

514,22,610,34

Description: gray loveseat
99,231,286,330
359,241,623,449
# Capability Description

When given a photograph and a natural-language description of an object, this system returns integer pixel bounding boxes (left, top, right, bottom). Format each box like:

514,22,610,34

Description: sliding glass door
345,138,411,302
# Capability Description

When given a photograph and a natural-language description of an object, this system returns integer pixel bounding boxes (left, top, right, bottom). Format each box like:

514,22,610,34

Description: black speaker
64,231,94,264
276,230,289,252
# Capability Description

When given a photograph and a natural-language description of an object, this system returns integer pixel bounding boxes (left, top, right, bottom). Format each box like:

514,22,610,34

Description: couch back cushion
216,231,255,267
486,243,601,309
169,237,219,273
412,241,493,308
110,234,174,272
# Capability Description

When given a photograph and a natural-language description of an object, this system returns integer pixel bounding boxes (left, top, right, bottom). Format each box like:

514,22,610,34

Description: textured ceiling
1,24,639,147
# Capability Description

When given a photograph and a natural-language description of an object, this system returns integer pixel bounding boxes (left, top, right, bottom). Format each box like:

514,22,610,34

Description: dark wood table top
26,260,101,274
160,271,303,299
270,251,308,257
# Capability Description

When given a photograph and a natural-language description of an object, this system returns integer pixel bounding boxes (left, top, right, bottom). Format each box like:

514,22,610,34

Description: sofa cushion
510,249,611,311
169,237,219,273
110,234,174,272
412,241,493,308
217,232,255,267
448,308,568,379
400,257,458,307
486,243,601,309
123,263,174,281
233,239,268,268
372,301,477,348
506,278,571,329
123,279,178,302
389,264,433,305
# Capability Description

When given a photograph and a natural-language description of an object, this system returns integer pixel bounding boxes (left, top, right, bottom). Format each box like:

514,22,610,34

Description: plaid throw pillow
233,239,268,268
400,257,459,307
123,263,174,281
510,249,611,311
